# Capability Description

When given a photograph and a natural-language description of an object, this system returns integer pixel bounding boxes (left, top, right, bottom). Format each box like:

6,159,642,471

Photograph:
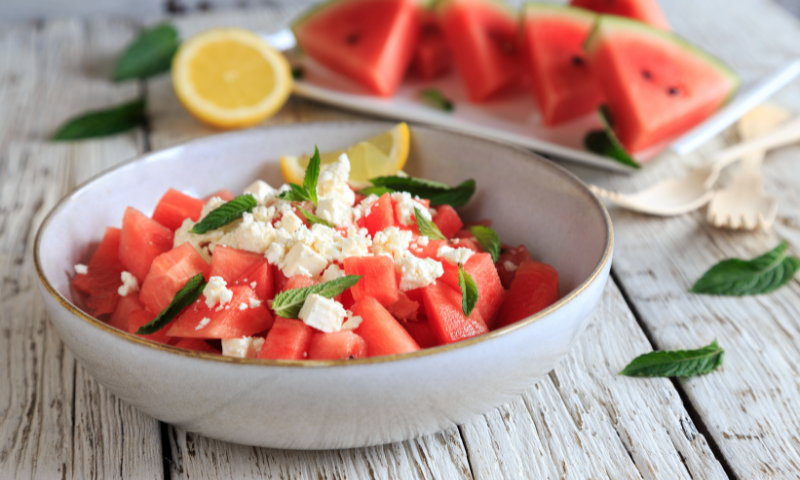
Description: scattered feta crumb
249,298,262,309
74,264,88,275
298,294,347,333
221,337,264,358
337,226,372,259
417,236,429,247
277,211,304,234
221,211,276,254
252,205,277,224
372,227,413,259
238,302,248,311
317,153,355,206
391,192,432,225
503,261,518,272
437,245,474,266
316,197,353,227
341,314,363,331
243,180,276,204
204,276,233,309
395,253,444,291
353,194,379,221
250,281,257,289
321,264,345,283
173,217,226,262
117,271,139,296
195,317,211,331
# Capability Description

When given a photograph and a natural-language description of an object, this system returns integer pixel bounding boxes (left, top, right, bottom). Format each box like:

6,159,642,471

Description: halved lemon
172,28,292,129
280,122,410,188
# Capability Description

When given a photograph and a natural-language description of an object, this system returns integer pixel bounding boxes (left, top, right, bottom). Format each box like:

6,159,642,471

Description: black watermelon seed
571,55,585,66
642,70,652,79
668,87,680,95
345,34,359,45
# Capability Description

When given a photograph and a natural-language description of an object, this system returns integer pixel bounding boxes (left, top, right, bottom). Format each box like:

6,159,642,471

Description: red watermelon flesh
523,4,603,126
571,0,669,30
585,16,739,153
108,293,142,332
437,0,522,101
281,275,317,293
496,244,534,289
258,317,314,360
409,11,453,80
403,320,438,349
308,331,368,360
352,297,420,356
152,188,204,231
432,205,464,239
293,0,421,96
495,260,560,329
344,255,400,307
440,252,505,327
119,207,174,283
166,286,273,339
387,292,419,321
173,338,222,354
72,227,125,315
128,309,173,344
232,260,275,302
422,281,488,344
209,245,264,283
139,242,210,315
411,239,447,260
360,193,395,236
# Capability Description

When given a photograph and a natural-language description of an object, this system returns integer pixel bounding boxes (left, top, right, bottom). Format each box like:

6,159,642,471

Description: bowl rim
34,120,613,368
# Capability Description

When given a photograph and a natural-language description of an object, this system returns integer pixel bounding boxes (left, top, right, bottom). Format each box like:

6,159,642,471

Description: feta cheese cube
203,276,233,309
395,253,444,291
281,243,328,277
316,197,353,227
437,245,474,266
230,212,276,254
372,227,413,259
341,314,363,331
74,264,88,275
117,271,139,296
298,294,347,333
243,180,276,204
277,211,304,234
221,337,264,358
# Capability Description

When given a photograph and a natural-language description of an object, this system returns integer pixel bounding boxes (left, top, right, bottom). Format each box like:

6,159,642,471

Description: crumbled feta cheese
195,317,211,331
298,294,347,333
265,242,287,265
200,196,225,219
341,314,363,331
229,212,276,254
503,261,518,272
277,211,304,234
173,217,226,262
395,253,444,291
417,236,429,247
117,271,139,296
203,276,233,309
243,180,276,204
372,227,413,259
317,153,355,206
74,264,88,275
321,264,345,283
353,194,379,221
249,298,262,309
296,224,340,262
221,337,264,358
252,205,276,224
281,243,328,277
452,238,460,244
337,226,372,259
250,281,258,289
238,302,248,311
316,197,353,227
437,245,474,265
391,192,432,225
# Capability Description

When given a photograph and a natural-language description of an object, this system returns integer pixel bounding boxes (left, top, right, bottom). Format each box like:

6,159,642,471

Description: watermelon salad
292,0,739,156
70,151,560,360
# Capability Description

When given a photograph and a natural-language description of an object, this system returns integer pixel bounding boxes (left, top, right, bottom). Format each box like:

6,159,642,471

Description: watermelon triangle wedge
571,0,670,30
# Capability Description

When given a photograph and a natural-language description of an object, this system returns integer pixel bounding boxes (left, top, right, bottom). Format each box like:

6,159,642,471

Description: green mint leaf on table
690,241,800,296
113,23,180,81
620,340,724,377
51,99,147,141
584,105,640,169
468,226,500,263
358,186,394,197
370,176,475,207
272,275,362,319
297,206,333,228
414,207,446,240
190,194,257,234
137,273,206,335
420,88,454,112
277,145,321,205
458,265,479,318
291,66,304,80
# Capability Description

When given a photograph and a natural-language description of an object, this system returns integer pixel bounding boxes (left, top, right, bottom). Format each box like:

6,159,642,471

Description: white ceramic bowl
35,121,612,450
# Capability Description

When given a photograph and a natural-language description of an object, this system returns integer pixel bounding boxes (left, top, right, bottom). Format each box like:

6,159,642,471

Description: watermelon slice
409,11,453,80
308,331,368,360
523,4,603,126
352,297,420,356
437,0,522,101
293,0,421,96
258,317,314,360
585,16,739,153
72,227,125,316
570,0,670,30
495,260,560,329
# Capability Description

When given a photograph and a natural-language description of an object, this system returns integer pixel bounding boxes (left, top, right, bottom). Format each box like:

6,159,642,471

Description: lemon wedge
172,28,292,129
280,122,410,188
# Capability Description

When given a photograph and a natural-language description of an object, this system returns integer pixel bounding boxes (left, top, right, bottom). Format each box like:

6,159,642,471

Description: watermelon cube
108,293,143,332
281,275,317,293
119,207,174,283
166,286,273,339
128,309,173,344
422,281,488,344
432,205,464,239
495,260,560,329
403,320,438,349
151,188,205,231
351,297,420,356
173,338,222,354
387,292,419,321
344,256,400,307
232,259,275,302
72,227,125,315
496,244,533,289
361,193,395,236
440,252,505,328
209,245,265,283
258,317,314,360
139,242,210,315
308,331,368,360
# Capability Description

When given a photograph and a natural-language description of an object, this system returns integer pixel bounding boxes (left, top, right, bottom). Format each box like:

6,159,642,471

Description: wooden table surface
2,0,800,478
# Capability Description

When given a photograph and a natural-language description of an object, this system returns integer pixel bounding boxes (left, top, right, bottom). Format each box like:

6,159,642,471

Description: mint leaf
415,207,446,240
584,105,640,169
690,241,800,296
278,184,312,203
469,226,500,263
420,88,454,112
136,273,206,335
458,265,479,318
51,99,147,141
370,176,475,207
358,186,394,197
272,275,362,319
297,206,333,228
620,340,724,377
303,146,321,206
190,195,257,234
113,23,180,82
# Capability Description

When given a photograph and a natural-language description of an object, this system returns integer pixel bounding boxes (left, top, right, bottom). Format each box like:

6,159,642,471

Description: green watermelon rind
523,2,597,24
435,0,518,20
584,15,741,101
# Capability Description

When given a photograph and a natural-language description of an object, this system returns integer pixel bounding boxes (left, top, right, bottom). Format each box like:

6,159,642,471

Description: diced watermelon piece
128,309,173,344
422,281,488,344
166,286,273,339
437,0,522,101
410,239,447,260
209,245,265,283
139,243,210,314
204,189,235,202
409,11,453,79
293,0,421,96
173,338,222,354
404,288,426,316
273,265,289,292
119,207,174,283
344,256,400,307
432,205,464,239
232,259,275,302
108,293,142,332
308,331,368,360
523,4,603,126
495,260,560,329
72,227,125,316
338,288,356,311
352,297,420,356
151,188,205,231
440,253,505,328
387,292,419,321
403,320,438,348
571,0,670,30
361,193,395,236
496,244,534,289
258,317,314,360
281,275,318,292
453,237,482,253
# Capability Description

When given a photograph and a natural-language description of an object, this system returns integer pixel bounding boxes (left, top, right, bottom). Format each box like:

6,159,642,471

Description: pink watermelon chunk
403,320,439,349
496,244,534,289
440,252,505,327
119,207,174,283
128,309,173,344
166,286,273,339
209,245,265,283
232,260,275,302
387,292,420,321
360,193,395,236
258,317,314,360
293,0,421,96
495,260,560,329
585,16,739,153
173,338,222,354
108,293,143,332
352,297,420,356
432,205,464,239
344,256,400,307
139,242,210,315
409,11,453,80
308,331,368,360
571,0,670,30
151,188,204,231
72,227,125,316
422,281,487,344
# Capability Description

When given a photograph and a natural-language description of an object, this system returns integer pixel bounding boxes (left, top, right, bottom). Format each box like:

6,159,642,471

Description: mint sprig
584,105,640,169
51,99,147,141
113,23,180,82
297,206,333,228
272,275,362,319
414,207,446,240
620,340,724,377
420,88,454,112
690,241,800,296
469,226,500,263
190,195,257,234
370,176,475,207
136,273,206,335
278,146,321,206
458,265,479,318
